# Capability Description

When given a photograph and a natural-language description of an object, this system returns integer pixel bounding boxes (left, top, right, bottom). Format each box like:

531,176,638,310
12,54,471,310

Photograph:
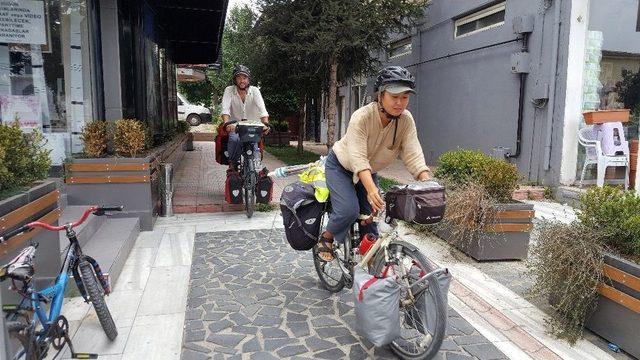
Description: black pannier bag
280,181,325,250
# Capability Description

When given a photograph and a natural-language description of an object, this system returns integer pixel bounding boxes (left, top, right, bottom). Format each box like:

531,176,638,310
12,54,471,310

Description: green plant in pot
427,149,530,260
529,186,640,350
0,122,51,195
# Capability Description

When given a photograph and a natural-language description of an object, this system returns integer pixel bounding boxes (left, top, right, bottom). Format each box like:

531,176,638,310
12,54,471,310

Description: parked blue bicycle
1,205,123,360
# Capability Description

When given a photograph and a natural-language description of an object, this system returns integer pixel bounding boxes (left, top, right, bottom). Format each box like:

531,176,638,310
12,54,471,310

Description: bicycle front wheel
79,261,118,340
371,241,446,360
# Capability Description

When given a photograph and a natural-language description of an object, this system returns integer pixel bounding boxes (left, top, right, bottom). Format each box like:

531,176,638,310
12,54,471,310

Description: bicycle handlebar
0,205,124,243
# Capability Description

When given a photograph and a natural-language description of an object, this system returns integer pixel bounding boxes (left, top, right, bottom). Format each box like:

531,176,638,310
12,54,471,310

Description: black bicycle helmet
373,66,416,93
232,64,251,80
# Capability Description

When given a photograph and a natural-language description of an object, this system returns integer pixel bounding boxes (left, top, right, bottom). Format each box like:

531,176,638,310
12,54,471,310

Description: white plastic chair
577,126,629,189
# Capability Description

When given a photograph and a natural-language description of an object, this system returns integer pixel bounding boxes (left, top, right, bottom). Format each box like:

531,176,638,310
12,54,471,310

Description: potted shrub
529,186,640,357
65,119,187,230
264,120,290,147
430,150,534,260
0,122,61,302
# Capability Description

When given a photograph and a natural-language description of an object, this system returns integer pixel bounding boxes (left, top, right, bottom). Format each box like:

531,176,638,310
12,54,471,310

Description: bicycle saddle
0,246,36,282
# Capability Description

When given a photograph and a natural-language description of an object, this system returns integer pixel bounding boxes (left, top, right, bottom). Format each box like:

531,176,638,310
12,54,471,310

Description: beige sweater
332,102,430,183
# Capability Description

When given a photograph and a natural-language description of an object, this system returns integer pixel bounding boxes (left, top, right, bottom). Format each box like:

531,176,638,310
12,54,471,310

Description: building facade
325,0,638,186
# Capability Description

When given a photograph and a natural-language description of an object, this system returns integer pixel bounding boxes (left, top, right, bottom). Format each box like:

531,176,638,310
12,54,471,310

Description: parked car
177,92,212,126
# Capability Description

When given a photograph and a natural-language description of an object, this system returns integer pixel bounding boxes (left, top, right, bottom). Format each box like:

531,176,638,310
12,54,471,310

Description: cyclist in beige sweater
318,66,431,261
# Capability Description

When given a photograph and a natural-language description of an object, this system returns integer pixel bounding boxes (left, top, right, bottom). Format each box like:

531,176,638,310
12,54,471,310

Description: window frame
387,37,413,59
454,2,506,39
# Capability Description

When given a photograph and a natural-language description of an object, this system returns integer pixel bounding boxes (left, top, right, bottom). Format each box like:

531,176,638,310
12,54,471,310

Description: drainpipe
506,14,534,158
506,32,530,158
543,0,562,170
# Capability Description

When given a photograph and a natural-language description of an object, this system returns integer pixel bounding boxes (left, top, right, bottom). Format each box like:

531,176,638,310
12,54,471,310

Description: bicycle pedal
1,304,29,313
71,353,98,359
2,304,18,312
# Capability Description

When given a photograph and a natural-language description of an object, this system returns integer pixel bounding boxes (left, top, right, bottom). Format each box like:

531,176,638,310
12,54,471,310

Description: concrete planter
264,131,290,147
65,135,186,230
438,201,534,261
586,254,640,358
0,181,61,303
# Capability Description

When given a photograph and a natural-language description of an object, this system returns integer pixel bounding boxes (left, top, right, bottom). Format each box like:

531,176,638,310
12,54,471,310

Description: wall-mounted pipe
507,32,530,158
543,0,562,170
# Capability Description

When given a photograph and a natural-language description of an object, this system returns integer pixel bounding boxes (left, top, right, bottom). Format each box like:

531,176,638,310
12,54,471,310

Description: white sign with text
0,0,46,45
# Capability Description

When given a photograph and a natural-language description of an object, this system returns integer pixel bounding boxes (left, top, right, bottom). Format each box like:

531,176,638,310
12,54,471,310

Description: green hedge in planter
0,122,51,194
579,186,640,259
529,186,640,344
435,149,519,202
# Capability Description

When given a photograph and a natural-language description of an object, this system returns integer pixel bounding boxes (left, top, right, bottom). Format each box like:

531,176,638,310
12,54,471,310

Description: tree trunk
297,94,307,156
326,53,338,149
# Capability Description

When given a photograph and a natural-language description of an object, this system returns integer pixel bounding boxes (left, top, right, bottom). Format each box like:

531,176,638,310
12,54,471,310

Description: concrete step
82,217,140,288
58,206,105,253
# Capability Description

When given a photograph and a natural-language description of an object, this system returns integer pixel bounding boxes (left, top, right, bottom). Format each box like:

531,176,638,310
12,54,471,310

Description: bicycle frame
16,229,81,339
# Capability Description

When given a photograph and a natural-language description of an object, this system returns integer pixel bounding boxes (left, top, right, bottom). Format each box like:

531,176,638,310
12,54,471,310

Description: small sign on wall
0,0,46,45
0,94,42,132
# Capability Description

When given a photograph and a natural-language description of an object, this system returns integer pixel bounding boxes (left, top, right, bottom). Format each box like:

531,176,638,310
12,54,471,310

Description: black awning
150,1,229,64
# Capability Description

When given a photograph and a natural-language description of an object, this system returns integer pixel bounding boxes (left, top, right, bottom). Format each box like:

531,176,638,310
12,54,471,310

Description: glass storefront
0,0,96,164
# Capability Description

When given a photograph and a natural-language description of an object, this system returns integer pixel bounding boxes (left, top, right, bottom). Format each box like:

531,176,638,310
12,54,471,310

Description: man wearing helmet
317,66,431,261
221,65,270,169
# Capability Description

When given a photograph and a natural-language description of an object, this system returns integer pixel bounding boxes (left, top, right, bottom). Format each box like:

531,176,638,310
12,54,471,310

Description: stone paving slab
172,142,289,213
181,230,507,359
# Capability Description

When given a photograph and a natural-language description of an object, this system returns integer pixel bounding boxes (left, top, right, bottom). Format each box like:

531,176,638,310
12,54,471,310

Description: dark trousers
325,150,379,244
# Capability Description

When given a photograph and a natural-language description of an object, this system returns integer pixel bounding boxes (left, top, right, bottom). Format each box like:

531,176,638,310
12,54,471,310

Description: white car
177,92,212,126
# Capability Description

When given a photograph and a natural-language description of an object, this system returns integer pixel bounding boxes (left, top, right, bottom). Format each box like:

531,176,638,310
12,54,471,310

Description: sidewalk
47,205,621,360
172,141,288,213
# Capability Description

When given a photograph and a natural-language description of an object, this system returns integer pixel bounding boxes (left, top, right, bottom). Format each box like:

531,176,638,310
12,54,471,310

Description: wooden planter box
437,202,534,261
586,254,640,358
65,135,186,230
192,132,215,142
264,131,290,147
0,181,61,303
583,109,630,125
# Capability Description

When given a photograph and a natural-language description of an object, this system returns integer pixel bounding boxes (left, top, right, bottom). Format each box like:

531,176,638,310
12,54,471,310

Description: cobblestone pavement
181,230,507,359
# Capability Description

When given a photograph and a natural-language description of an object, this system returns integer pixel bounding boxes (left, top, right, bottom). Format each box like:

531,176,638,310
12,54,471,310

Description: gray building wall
589,0,640,53
338,0,577,185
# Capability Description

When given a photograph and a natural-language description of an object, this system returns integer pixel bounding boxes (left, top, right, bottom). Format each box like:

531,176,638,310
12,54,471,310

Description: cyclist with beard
221,65,270,170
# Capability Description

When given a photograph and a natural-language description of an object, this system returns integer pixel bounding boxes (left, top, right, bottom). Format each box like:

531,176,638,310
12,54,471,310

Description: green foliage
177,81,213,109
528,222,606,344
177,121,190,134
435,149,520,202
378,176,399,192
265,145,319,166
256,203,276,212
578,186,640,257
270,120,289,132
615,69,640,111
435,149,490,184
0,122,51,192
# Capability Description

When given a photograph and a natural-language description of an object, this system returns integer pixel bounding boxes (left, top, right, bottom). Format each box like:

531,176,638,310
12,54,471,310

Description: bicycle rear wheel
243,153,256,218
312,214,348,293
79,261,118,340
371,241,446,360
